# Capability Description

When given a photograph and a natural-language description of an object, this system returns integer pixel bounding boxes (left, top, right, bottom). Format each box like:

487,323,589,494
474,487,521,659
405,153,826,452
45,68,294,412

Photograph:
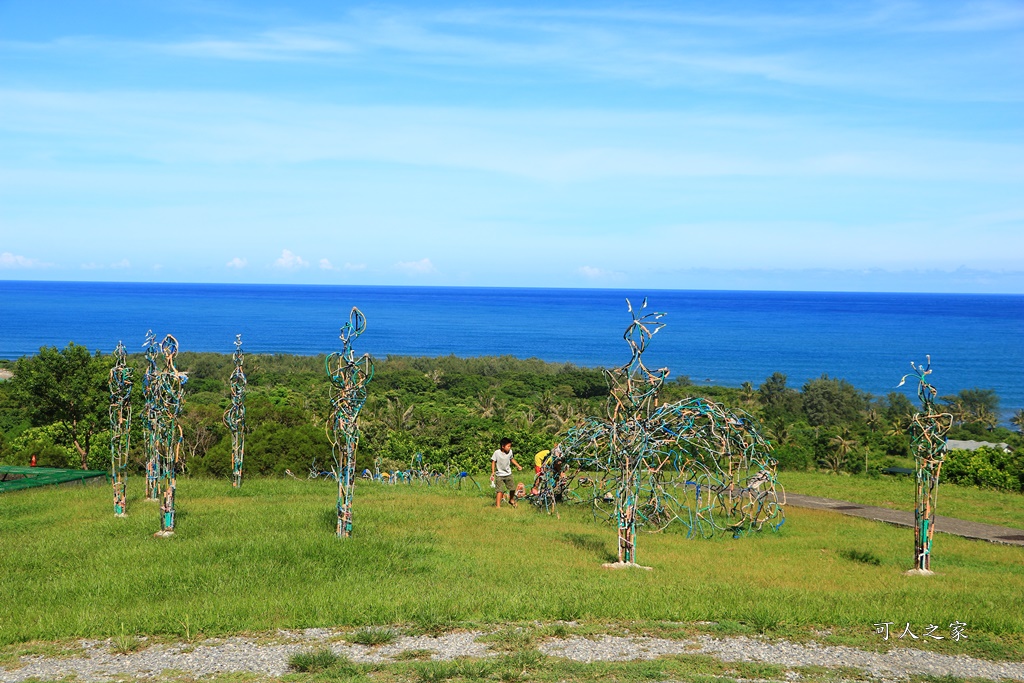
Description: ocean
2,281,1022,417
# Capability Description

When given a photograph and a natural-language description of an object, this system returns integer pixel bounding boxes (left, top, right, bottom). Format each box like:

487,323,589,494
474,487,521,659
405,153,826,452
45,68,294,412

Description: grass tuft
840,549,883,566
537,623,571,638
747,608,783,635
110,626,144,655
288,648,340,672
479,626,538,653
347,627,397,646
391,648,434,661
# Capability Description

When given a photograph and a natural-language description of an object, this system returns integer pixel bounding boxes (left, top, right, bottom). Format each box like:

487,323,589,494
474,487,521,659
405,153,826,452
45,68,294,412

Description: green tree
823,430,857,474
865,407,881,433
9,343,110,469
943,388,1000,426
882,391,916,424
802,374,868,428
757,372,801,420
1012,409,1024,436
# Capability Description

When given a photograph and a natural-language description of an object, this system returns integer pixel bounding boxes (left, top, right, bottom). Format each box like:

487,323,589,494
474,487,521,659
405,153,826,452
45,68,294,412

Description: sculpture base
602,561,652,571
903,568,935,576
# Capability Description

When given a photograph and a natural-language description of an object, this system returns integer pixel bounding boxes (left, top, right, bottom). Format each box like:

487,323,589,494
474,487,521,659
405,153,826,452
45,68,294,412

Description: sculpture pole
899,356,952,574
108,342,132,517
154,335,186,537
142,331,161,500
224,334,247,488
326,308,374,538
604,299,668,566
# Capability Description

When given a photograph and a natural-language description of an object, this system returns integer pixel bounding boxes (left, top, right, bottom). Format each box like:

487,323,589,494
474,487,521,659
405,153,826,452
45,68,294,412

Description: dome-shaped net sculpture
530,300,784,564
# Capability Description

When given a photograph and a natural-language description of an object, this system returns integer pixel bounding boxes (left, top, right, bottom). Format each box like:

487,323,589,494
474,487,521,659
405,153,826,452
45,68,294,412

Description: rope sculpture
607,299,668,564
326,308,374,538
548,301,784,565
223,334,247,488
898,356,953,573
108,341,132,517
153,335,186,537
142,331,161,500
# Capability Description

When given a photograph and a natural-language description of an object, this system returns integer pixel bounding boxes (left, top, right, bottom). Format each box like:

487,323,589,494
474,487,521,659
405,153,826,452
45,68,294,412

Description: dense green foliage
1,347,1022,492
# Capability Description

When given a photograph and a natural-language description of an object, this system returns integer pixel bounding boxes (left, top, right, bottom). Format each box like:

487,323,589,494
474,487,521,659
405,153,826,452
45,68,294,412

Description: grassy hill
2,476,1022,661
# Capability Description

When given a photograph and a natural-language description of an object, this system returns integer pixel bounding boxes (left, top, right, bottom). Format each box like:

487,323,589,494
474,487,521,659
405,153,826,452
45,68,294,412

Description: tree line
1,344,1022,492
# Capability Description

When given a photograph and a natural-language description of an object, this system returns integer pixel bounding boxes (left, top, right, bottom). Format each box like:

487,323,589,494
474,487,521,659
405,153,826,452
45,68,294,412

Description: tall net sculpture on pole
108,341,132,517
551,301,784,564
326,308,374,538
554,299,668,566
606,299,669,565
224,334,247,488
154,334,186,537
142,331,161,501
898,356,952,574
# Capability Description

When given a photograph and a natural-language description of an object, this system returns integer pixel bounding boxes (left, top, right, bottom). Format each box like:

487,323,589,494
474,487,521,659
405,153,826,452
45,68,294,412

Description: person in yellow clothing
531,449,550,495
534,449,550,473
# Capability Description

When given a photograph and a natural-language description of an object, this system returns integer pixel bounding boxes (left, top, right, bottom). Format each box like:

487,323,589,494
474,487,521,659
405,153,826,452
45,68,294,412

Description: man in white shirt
490,438,523,508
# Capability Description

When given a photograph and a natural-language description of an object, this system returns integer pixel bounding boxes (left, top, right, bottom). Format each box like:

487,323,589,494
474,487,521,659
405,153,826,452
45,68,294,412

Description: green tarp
0,466,107,493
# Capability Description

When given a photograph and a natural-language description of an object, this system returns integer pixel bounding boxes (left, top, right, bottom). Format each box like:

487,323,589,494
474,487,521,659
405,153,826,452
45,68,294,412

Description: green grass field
2,475,1022,661
783,471,1024,530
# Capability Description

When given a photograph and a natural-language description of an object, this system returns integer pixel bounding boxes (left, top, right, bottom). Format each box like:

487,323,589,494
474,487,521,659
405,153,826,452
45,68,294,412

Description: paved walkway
786,493,1024,547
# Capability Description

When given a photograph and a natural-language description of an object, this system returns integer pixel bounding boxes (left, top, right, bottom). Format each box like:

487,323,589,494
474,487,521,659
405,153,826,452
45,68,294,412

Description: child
490,438,523,508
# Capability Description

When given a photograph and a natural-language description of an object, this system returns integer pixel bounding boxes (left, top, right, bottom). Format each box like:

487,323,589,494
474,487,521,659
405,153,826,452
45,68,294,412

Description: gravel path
3,629,1023,682
542,635,1024,680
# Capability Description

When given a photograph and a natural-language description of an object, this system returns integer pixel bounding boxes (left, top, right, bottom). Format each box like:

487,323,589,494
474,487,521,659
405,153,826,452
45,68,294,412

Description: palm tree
975,406,999,432
383,397,415,432
536,390,559,418
886,415,912,438
1012,409,1024,436
824,431,857,474
767,421,791,447
943,397,967,427
865,407,881,433
740,382,755,405
475,393,497,419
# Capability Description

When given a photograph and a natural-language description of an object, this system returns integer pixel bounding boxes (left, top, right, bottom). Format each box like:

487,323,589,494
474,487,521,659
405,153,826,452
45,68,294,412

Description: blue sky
1,1,1022,292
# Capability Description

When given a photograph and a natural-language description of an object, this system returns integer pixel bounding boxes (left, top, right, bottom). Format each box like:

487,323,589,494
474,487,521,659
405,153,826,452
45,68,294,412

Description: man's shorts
495,475,515,493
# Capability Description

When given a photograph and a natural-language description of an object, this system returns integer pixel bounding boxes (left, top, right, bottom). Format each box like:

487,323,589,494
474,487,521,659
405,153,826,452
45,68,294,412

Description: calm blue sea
2,281,1022,417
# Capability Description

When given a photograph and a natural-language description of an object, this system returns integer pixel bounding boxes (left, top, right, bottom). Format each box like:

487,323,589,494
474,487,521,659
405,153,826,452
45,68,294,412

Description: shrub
943,447,1023,493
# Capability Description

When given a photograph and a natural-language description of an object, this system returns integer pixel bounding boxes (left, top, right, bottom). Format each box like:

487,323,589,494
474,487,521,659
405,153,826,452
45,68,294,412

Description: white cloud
80,259,130,270
395,257,437,276
274,249,309,269
226,257,248,268
319,258,335,270
344,262,367,271
166,31,356,61
578,265,624,280
0,251,50,269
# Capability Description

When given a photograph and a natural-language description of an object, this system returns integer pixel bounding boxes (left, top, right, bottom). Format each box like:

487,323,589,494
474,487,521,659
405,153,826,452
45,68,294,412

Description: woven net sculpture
223,334,247,488
108,341,132,517
326,308,374,538
153,335,186,537
549,301,784,565
142,331,161,500
898,356,953,573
